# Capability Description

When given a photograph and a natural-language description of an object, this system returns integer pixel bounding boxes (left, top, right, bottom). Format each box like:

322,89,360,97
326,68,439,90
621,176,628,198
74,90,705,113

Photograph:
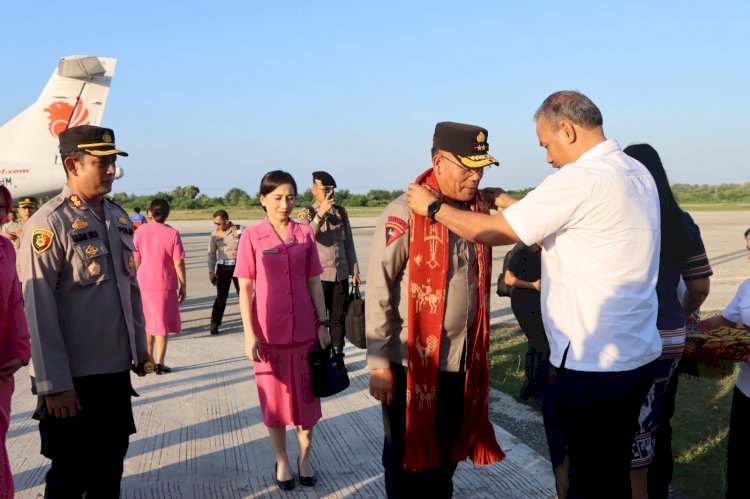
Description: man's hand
317,194,335,218
369,368,395,406
406,184,438,216
0,358,26,380
480,187,517,210
318,325,332,349
209,272,216,283
352,274,361,287
178,285,187,304
45,390,81,418
532,279,541,292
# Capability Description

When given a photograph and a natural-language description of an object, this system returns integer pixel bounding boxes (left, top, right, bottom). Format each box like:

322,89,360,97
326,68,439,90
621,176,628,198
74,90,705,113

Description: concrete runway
7,210,747,497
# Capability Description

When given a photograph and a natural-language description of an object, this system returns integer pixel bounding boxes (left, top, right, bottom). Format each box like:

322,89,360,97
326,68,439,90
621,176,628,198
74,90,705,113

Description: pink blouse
133,222,185,290
0,236,30,366
234,218,323,345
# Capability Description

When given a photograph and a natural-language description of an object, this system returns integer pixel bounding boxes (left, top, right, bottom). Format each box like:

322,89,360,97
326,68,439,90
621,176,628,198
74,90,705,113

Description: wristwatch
427,200,443,223
318,319,330,327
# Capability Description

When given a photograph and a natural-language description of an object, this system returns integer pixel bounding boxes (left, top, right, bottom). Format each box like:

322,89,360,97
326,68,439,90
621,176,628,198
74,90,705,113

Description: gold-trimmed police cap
59,125,129,157
433,122,498,169
17,196,38,208
312,171,336,188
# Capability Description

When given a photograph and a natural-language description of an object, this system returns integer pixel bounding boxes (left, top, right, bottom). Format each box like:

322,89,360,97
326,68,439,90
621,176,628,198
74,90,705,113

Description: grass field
488,325,735,499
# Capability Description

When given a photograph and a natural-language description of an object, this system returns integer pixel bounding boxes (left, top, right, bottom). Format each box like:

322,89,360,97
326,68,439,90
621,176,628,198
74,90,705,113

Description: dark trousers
210,264,239,331
322,279,348,352
726,386,750,499
382,363,465,499
646,361,681,499
543,359,657,499
510,294,550,400
36,371,136,499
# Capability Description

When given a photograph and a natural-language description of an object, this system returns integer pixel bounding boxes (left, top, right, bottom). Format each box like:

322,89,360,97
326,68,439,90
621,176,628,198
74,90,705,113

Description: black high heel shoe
274,462,295,491
297,456,317,487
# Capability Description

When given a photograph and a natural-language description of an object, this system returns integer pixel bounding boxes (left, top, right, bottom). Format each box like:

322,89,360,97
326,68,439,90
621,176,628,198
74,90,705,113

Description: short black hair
213,209,228,220
744,227,750,239
134,207,141,213
149,198,170,223
258,170,297,212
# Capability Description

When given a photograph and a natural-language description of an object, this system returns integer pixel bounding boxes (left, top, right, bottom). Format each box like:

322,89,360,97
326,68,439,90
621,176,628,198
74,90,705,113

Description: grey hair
534,90,603,130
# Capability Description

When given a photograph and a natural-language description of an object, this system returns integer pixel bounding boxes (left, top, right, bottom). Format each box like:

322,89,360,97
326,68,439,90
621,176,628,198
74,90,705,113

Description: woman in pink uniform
133,199,186,375
0,185,31,498
235,170,330,492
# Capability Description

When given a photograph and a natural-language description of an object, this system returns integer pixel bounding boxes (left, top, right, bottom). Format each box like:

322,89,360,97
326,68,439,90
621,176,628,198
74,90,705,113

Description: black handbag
345,285,367,348
308,346,350,397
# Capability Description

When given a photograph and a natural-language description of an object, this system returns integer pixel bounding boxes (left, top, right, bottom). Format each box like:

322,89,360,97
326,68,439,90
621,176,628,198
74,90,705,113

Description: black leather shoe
155,364,172,375
297,457,317,487
210,329,220,335
275,463,295,491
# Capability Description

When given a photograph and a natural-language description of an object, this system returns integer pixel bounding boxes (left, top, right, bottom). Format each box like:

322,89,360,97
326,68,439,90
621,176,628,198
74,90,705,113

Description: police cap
312,171,336,188
17,196,38,208
433,122,498,168
59,125,129,157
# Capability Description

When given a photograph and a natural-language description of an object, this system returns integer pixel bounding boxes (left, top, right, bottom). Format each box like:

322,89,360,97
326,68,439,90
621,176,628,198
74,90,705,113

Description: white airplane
0,55,124,200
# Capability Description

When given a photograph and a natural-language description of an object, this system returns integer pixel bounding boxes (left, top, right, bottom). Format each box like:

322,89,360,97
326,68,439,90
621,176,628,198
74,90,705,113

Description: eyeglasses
441,155,484,176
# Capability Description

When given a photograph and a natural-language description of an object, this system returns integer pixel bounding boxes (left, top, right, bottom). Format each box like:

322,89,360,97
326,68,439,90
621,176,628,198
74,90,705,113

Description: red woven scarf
403,168,505,471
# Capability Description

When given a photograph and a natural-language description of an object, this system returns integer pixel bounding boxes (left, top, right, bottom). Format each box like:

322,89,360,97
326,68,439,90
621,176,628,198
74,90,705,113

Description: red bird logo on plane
44,99,90,137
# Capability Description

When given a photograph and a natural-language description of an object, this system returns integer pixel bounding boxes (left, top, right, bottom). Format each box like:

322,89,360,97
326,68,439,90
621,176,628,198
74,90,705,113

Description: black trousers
510,292,550,400
646,361,681,499
543,359,657,499
36,371,136,499
382,363,465,499
726,386,750,499
322,279,348,351
210,264,239,331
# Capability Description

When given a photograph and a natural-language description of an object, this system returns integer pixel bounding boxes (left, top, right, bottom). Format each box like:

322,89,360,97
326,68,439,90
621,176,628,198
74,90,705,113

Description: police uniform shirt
17,185,147,396
300,202,359,282
208,223,242,271
365,194,478,372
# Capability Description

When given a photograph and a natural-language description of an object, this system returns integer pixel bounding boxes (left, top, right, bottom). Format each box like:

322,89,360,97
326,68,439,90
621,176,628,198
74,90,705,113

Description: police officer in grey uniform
208,209,242,335
298,171,360,354
17,125,151,498
367,123,502,497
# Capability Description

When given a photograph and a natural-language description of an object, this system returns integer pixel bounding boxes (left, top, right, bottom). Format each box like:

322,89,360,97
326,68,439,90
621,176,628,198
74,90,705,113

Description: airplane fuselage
0,161,66,199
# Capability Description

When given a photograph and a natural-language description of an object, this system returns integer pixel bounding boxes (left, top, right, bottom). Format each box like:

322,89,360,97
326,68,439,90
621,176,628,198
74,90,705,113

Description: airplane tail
0,55,117,165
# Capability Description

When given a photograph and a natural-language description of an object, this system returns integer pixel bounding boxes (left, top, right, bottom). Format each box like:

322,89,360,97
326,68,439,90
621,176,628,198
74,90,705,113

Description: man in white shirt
406,90,661,498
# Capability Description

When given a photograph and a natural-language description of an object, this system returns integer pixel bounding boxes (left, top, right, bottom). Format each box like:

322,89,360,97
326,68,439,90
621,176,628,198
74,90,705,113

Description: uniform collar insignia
68,195,85,209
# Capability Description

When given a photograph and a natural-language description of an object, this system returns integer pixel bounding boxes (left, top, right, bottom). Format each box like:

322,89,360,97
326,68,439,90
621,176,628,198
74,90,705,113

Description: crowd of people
0,90,748,498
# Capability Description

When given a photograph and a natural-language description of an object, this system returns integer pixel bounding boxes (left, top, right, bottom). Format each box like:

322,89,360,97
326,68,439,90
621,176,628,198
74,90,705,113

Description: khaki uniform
300,203,359,281
17,184,147,396
207,223,242,271
365,194,478,372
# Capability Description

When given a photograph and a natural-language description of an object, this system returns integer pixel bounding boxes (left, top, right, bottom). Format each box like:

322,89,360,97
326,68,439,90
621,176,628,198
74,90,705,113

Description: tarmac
8,210,749,498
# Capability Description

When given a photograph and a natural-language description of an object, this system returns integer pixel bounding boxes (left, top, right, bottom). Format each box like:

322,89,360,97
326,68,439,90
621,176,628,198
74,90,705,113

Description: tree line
109,183,750,211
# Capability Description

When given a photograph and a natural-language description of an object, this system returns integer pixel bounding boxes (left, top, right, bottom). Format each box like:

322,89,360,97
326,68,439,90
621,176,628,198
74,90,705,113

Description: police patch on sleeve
385,216,409,247
31,229,55,254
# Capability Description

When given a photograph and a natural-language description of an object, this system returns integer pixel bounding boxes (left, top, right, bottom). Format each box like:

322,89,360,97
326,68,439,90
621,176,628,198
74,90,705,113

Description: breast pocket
72,240,112,286
120,233,137,277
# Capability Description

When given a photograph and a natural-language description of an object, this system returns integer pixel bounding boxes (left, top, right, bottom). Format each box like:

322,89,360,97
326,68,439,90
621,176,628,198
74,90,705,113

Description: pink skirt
254,340,321,430
141,289,182,336
1,378,14,499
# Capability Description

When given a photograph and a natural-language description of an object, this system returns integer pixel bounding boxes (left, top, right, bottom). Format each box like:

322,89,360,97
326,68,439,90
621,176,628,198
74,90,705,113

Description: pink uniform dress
0,220,31,498
133,222,185,336
234,218,324,429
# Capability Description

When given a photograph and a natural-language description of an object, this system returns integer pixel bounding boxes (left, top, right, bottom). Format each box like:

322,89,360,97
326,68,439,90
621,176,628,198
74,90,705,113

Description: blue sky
0,1,748,196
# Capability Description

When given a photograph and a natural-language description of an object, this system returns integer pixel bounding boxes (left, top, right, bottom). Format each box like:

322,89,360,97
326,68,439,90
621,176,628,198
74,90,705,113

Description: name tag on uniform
262,249,280,254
